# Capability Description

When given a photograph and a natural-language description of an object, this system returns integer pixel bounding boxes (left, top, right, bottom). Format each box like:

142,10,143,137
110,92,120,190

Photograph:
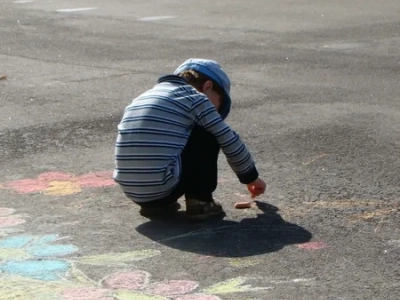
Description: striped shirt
114,75,258,202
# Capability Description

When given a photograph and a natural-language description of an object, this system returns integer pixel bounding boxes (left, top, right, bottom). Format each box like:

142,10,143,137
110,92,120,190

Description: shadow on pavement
135,201,312,258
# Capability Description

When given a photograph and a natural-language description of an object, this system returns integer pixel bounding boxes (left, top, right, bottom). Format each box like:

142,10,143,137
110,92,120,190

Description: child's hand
247,178,266,198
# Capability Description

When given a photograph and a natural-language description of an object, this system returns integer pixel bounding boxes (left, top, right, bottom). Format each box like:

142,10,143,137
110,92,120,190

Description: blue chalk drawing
0,260,71,281
0,234,79,281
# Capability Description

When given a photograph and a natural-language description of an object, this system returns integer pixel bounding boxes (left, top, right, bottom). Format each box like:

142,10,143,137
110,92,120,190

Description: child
114,58,266,221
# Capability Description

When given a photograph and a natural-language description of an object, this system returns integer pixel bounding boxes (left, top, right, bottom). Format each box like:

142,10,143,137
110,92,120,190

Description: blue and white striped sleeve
191,95,259,184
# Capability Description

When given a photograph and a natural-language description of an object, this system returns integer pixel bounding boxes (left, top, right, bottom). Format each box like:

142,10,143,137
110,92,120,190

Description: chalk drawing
0,207,26,228
349,208,398,221
0,275,79,300
62,270,271,299
62,287,111,300
146,280,199,296
0,234,79,281
228,258,260,268
202,277,272,294
0,208,274,299
297,241,328,251
270,278,315,284
303,200,382,208
1,171,116,196
277,199,398,222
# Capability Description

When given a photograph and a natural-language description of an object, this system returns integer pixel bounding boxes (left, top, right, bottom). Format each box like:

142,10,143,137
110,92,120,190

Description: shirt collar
157,74,187,85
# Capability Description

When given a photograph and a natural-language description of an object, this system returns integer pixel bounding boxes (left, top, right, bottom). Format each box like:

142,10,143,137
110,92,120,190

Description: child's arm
191,94,259,185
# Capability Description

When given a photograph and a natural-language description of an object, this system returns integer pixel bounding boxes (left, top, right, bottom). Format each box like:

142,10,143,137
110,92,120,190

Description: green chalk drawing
113,290,166,300
202,277,272,295
76,250,161,266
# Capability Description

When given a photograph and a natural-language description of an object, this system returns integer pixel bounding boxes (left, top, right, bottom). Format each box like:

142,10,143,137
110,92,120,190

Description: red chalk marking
3,179,49,194
1,171,116,195
0,217,26,228
37,172,74,181
145,280,198,296
297,241,328,251
62,287,110,300
77,171,116,187
102,270,150,290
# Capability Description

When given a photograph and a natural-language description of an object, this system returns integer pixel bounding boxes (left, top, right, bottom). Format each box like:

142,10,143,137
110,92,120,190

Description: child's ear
202,81,213,92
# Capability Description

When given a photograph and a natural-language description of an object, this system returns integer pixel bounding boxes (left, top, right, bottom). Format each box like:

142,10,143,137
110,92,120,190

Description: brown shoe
185,198,224,221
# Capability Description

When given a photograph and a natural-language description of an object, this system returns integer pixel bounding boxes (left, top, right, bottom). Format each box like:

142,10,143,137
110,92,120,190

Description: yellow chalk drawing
113,290,166,300
76,250,162,266
0,274,80,300
69,265,97,286
44,181,82,196
303,200,383,208
228,258,260,268
202,277,272,295
349,208,398,221
0,248,28,260
278,199,398,222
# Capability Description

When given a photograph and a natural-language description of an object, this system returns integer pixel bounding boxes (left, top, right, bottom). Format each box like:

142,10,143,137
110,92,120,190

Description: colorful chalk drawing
2,170,395,298
0,207,274,300
61,270,258,300
3,170,396,224
0,234,79,280
0,171,116,196
0,207,26,231
0,207,80,281
268,199,399,223
228,190,398,224
302,200,399,221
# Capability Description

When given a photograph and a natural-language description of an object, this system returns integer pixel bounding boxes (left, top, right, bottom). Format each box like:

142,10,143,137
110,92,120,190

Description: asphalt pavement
0,1,399,299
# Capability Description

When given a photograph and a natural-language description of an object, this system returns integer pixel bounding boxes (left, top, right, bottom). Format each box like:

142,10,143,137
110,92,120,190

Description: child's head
174,59,232,120
177,70,225,111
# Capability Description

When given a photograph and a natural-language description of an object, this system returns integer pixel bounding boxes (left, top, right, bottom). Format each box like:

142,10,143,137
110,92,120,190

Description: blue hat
174,58,232,120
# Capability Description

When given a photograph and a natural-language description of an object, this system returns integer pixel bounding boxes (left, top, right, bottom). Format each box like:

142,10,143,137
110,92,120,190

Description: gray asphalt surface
0,1,399,299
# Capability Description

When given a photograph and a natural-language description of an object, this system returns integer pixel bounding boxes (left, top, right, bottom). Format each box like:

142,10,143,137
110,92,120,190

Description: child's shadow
135,201,312,258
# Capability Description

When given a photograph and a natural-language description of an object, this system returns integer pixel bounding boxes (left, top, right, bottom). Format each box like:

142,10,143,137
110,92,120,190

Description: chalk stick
234,201,252,209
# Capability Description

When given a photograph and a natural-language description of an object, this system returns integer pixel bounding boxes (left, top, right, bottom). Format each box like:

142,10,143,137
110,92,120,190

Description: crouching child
114,58,266,221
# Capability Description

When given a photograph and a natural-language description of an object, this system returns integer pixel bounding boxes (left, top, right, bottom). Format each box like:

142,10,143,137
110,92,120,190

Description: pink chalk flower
0,207,25,229
62,270,221,300
1,171,116,196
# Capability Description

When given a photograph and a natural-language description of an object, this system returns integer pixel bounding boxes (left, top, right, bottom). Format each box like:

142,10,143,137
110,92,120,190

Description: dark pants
138,126,220,209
